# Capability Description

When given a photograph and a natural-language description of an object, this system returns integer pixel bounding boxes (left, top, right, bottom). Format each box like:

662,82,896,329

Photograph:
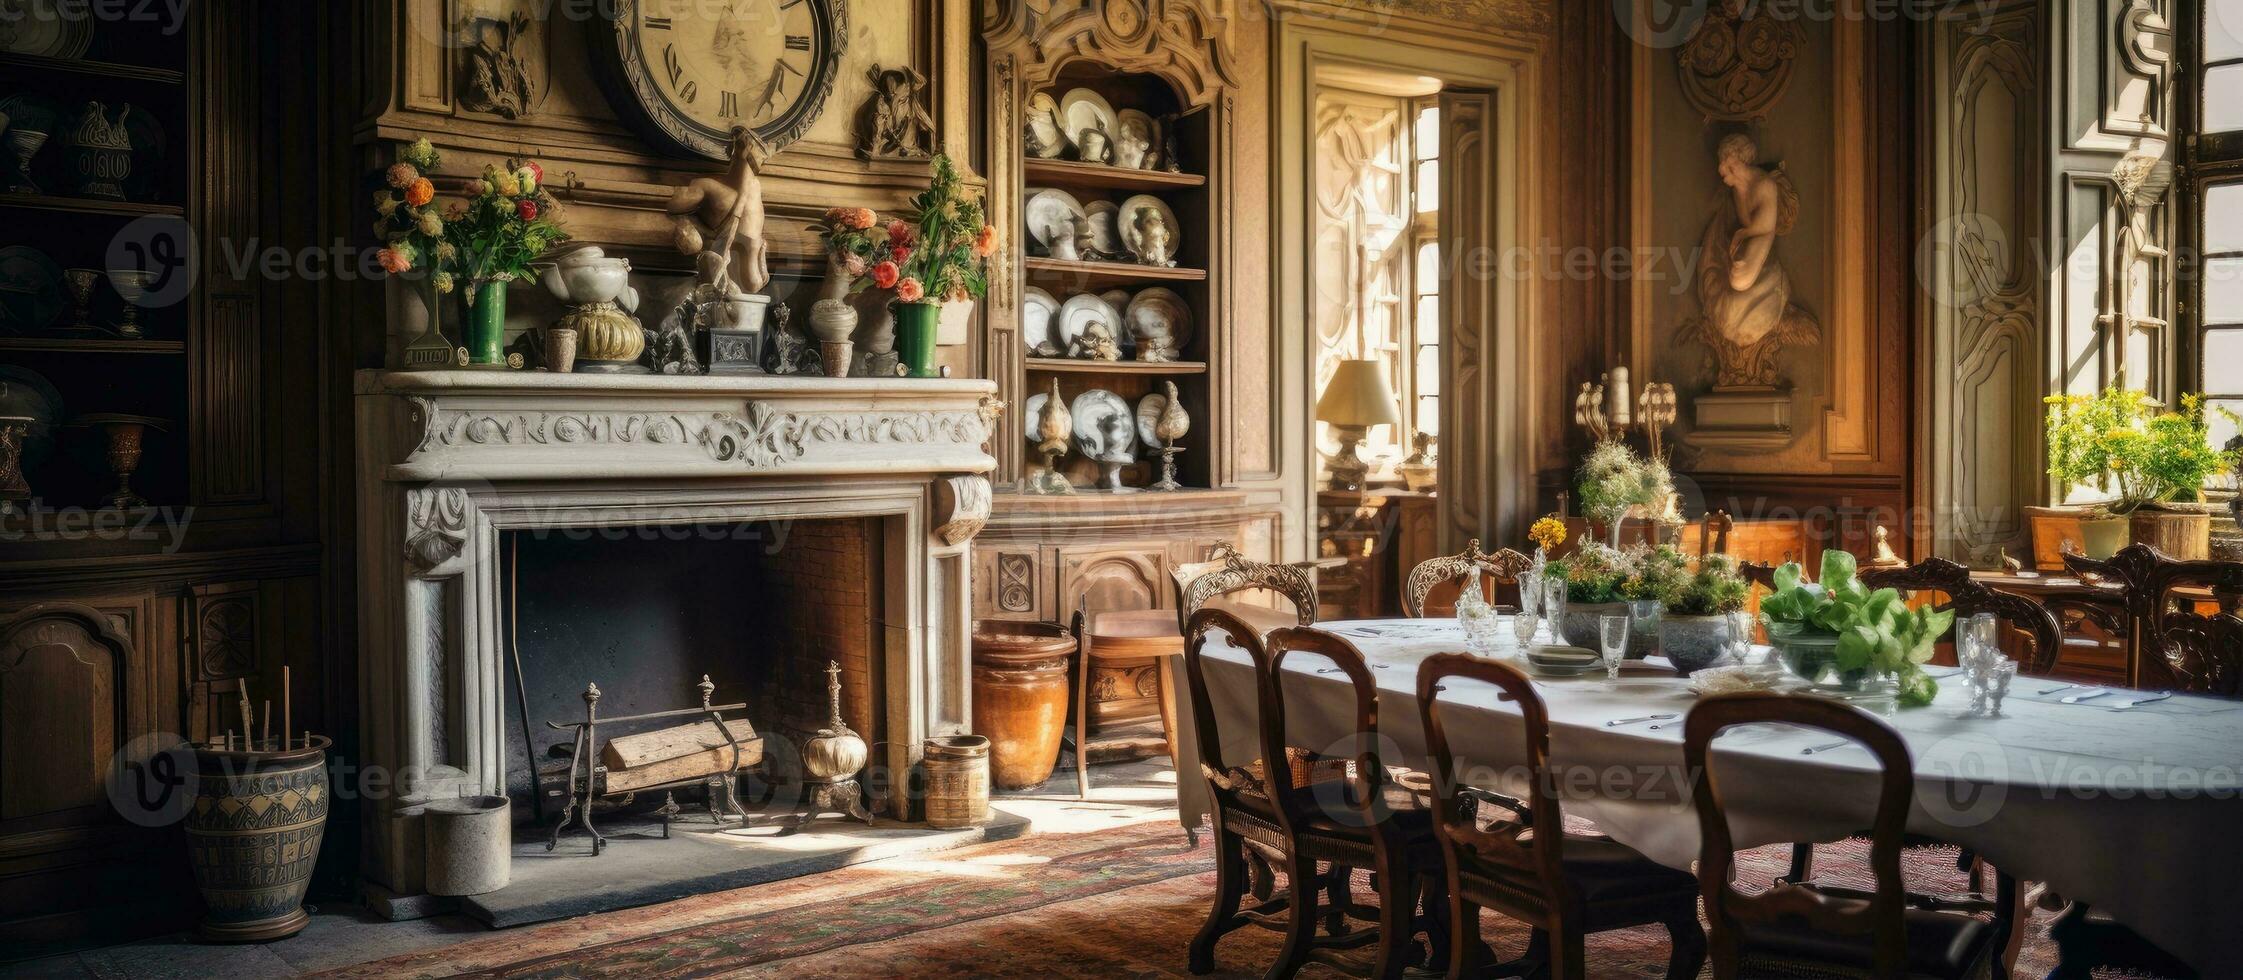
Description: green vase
891,300,940,378
463,280,509,366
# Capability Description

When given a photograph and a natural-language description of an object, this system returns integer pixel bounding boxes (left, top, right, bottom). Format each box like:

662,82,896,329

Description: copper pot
971,621,1076,790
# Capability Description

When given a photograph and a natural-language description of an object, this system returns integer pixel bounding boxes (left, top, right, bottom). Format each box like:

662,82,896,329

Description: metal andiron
544,675,766,855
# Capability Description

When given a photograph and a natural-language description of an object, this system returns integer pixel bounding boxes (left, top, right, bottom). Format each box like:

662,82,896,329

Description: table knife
2038,683,2081,696
2060,689,2111,704
1800,739,1853,755
1604,713,1677,728
2109,691,2173,710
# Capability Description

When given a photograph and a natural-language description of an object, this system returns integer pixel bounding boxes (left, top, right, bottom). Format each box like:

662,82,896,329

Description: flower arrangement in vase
441,158,568,368
1575,441,1672,549
1644,551,1750,673
373,139,454,369
869,153,997,378
804,206,882,374
2044,388,2240,557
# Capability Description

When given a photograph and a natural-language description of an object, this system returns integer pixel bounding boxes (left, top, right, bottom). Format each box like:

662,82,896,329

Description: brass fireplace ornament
797,660,873,826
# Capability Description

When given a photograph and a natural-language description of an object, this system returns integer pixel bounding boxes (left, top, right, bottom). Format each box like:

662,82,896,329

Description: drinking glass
1516,568,1542,618
1511,608,1540,651
1543,578,1567,645
1962,612,1999,660
1598,614,1630,680
1723,609,1756,665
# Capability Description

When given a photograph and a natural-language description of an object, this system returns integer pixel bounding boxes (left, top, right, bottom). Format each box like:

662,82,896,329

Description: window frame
2188,0,2243,474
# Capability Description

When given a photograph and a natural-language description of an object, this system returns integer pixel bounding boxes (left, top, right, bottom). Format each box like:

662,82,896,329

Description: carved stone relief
856,63,935,160
408,397,996,470
934,475,993,545
997,553,1036,612
455,11,543,119
404,486,471,574
1676,2,1804,123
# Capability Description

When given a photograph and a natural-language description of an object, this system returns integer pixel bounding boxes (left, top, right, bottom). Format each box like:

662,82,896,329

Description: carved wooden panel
1061,546,1169,613
189,582,260,681
194,8,264,506
1925,3,2043,563
0,605,131,825
1439,87,1500,551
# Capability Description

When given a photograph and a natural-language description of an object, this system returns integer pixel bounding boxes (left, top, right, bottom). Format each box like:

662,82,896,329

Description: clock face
596,0,848,160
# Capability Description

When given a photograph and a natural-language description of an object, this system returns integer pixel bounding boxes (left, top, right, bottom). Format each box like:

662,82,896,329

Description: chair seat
1458,832,1699,920
1736,907,1997,979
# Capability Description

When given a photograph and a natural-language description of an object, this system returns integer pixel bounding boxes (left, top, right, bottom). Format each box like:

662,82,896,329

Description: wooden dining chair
1066,542,1319,798
1684,693,2009,979
1181,607,1320,975
1401,538,1534,618
1256,626,1447,979
2065,544,2243,692
1415,653,1706,980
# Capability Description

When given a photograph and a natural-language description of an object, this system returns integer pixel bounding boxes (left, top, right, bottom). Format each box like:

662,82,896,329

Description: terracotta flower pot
971,621,1076,791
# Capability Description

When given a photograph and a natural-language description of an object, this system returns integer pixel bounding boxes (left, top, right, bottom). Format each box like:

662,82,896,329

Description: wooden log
599,720,765,793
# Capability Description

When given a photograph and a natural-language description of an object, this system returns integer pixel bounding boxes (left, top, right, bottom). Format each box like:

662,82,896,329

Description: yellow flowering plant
1528,516,1567,553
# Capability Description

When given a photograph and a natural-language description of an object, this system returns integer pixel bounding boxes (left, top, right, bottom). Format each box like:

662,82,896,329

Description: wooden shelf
0,53,185,85
0,337,185,354
1024,158,1207,191
1023,257,1207,286
1025,357,1207,375
0,193,185,218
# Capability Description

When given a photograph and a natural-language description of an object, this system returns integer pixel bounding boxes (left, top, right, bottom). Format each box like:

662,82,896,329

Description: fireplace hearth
354,370,999,915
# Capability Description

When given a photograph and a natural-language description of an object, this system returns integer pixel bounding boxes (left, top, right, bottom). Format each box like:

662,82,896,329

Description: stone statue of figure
1680,132,1818,388
1115,116,1154,170
665,126,771,299
1133,206,1175,267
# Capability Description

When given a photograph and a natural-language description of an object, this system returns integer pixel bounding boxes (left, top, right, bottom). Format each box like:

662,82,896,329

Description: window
1309,82,1443,479
2192,0,2243,458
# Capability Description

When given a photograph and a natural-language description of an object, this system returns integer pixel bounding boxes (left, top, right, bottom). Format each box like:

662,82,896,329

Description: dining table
1168,617,2243,977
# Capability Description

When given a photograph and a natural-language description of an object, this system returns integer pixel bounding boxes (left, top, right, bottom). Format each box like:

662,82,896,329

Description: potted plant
867,154,997,378
1758,549,1953,707
1576,441,1673,548
2043,389,2239,558
1617,544,1687,658
1654,552,1750,674
442,158,567,368
1547,541,1636,648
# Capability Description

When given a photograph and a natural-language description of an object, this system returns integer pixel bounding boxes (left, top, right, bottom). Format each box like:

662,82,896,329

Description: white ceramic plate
1083,200,1130,261
1125,287,1194,357
1116,194,1181,265
1058,89,1118,156
1022,392,1050,447
1069,389,1134,457
0,1,92,58
1114,109,1160,169
1024,187,1087,256
1023,92,1069,159
1022,287,1060,356
1056,293,1123,355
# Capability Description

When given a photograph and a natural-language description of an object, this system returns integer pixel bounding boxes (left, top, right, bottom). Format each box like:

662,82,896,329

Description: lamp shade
1316,359,1403,428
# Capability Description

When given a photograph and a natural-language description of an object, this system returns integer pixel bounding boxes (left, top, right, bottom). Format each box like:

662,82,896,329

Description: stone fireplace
353,370,997,906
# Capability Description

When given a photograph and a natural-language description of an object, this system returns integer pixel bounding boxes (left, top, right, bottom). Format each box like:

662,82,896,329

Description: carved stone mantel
353,370,997,911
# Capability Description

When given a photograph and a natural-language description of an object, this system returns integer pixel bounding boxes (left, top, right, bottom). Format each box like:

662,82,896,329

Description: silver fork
2060,689,2112,704
1801,739,1854,756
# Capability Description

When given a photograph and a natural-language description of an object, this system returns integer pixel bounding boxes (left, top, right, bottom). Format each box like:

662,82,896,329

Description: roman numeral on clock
721,90,740,117
645,16,671,30
785,34,811,51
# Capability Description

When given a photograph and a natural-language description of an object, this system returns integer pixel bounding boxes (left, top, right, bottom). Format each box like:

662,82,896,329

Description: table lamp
1316,359,1402,492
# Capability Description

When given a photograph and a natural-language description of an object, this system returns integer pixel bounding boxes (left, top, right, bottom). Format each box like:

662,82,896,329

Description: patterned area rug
313,819,2064,979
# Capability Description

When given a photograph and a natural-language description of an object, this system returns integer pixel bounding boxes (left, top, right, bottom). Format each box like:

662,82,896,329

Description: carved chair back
1415,653,1570,914
1402,538,1534,618
1257,627,1401,841
1698,510,1735,557
1177,541,1318,633
1859,557,2064,673
1182,608,1279,816
2066,544,2243,693
1684,693,1914,978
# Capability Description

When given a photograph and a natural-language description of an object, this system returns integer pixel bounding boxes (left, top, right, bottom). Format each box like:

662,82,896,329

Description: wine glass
1511,607,1539,651
1723,609,1756,666
1599,614,1630,680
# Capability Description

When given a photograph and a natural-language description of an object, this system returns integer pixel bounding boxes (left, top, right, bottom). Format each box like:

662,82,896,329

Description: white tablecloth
1173,618,2243,977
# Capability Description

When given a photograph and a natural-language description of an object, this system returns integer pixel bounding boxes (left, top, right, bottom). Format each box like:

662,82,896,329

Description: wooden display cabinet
973,2,1272,636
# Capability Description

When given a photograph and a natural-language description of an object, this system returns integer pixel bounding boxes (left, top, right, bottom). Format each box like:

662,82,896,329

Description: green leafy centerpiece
1758,550,1953,707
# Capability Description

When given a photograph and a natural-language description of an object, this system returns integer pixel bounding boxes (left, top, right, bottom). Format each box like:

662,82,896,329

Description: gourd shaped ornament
802,660,867,782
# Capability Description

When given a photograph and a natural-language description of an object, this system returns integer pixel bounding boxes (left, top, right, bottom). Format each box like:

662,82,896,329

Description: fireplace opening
498,518,887,825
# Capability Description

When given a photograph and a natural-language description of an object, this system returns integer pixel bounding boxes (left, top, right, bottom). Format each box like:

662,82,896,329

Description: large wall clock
591,0,849,161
